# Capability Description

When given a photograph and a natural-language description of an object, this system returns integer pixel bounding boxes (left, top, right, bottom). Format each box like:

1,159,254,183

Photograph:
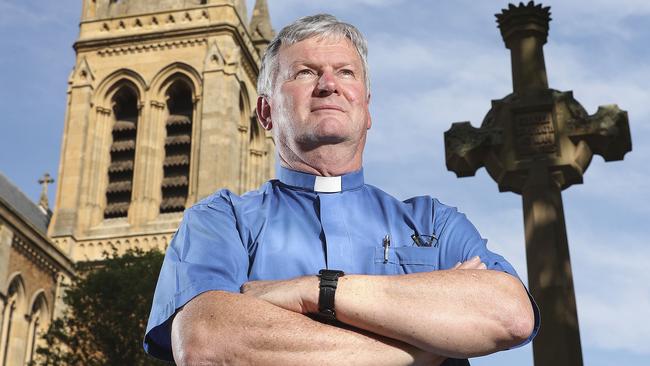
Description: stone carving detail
71,56,95,86
92,8,212,35
98,38,206,57
74,233,174,260
204,40,228,72
514,110,557,158
12,235,59,277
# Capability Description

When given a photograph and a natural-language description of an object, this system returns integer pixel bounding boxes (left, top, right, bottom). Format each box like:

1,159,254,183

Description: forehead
277,36,362,67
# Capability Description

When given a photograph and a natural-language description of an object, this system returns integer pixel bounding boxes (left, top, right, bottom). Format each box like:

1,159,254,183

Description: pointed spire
249,0,274,56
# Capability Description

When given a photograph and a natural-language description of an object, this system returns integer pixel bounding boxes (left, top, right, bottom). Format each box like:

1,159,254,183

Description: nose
315,70,338,97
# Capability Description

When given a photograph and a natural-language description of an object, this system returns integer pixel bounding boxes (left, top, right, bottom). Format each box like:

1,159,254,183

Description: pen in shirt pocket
383,234,390,263
411,232,438,247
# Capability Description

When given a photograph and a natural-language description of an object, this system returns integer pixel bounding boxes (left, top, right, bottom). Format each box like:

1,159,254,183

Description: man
144,14,539,365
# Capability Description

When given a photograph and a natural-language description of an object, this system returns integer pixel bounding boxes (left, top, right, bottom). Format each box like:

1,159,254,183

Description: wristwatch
317,269,345,322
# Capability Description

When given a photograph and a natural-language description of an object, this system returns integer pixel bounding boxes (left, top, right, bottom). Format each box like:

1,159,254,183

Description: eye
338,69,356,78
295,69,316,79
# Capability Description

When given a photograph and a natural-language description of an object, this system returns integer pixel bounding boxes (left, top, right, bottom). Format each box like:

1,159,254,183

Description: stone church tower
48,0,275,262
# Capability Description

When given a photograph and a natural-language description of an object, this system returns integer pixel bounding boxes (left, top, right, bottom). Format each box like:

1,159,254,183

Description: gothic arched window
24,293,48,365
160,80,193,213
0,276,24,366
105,85,139,219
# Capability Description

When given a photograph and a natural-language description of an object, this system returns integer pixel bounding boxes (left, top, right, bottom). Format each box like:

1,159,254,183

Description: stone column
49,82,94,238
0,224,13,296
522,165,582,365
187,96,202,206
51,273,70,322
77,106,112,229
0,228,13,354
198,39,244,198
127,101,146,226
131,100,167,224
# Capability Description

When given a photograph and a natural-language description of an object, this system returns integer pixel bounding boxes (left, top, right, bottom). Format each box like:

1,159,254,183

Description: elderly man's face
268,36,371,155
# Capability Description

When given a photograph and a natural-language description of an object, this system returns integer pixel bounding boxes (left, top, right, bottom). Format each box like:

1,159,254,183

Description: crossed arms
171,257,535,366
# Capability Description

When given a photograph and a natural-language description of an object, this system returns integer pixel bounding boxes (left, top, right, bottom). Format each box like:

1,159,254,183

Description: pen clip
383,234,391,263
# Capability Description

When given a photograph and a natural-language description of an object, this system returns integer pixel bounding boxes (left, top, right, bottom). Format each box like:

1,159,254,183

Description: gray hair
257,14,370,97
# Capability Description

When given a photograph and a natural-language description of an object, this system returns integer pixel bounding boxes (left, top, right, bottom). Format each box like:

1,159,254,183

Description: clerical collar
278,166,365,193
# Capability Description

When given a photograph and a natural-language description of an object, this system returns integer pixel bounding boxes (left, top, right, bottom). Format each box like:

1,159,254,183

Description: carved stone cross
38,172,55,211
444,3,632,365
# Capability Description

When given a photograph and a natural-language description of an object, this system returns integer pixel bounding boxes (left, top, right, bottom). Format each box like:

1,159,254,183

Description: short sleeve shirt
144,166,540,362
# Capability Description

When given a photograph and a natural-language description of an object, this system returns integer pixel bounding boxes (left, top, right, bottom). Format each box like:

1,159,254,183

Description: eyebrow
288,60,358,70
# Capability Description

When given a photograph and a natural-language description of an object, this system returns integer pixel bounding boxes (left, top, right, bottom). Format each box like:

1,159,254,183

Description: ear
256,96,273,131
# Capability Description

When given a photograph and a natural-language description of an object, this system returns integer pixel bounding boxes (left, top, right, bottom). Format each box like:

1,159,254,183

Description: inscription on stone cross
515,111,556,157
443,3,632,366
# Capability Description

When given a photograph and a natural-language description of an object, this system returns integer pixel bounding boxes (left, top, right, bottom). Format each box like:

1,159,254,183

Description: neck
278,139,365,177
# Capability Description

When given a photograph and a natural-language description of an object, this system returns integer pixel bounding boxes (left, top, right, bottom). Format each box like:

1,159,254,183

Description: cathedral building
0,173,74,366
49,0,275,262
0,1,274,364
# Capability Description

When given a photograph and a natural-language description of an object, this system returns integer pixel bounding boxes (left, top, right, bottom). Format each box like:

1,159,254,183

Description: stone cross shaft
443,2,631,366
38,172,54,211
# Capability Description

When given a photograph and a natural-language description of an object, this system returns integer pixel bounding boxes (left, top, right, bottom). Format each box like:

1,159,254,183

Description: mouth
311,105,345,112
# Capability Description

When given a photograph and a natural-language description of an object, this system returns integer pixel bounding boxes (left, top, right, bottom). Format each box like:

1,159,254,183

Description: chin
314,120,350,137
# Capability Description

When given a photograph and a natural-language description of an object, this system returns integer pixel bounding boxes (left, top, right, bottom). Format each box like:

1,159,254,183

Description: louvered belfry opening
104,86,138,219
161,80,193,213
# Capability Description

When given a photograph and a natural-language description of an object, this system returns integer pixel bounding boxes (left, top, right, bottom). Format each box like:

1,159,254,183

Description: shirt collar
278,166,365,193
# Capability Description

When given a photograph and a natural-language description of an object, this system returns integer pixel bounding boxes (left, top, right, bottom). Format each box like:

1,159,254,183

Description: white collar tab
314,175,342,193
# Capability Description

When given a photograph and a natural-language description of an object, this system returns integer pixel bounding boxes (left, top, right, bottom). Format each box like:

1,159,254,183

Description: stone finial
496,1,552,42
249,0,274,56
38,173,54,211
496,2,552,94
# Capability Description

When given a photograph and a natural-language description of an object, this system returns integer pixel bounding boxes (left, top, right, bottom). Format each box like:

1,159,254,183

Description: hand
451,255,487,270
241,276,319,314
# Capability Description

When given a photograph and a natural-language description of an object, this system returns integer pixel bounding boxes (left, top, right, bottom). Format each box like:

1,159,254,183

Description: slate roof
0,172,50,235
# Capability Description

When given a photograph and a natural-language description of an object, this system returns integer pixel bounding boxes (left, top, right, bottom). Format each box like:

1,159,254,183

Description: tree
35,248,169,366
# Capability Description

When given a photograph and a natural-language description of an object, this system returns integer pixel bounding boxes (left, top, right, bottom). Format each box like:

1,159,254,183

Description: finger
241,280,265,294
452,261,462,269
478,262,487,270
457,256,483,269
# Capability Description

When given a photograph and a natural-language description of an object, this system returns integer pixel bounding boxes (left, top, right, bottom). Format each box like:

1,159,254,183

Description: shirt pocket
373,246,439,275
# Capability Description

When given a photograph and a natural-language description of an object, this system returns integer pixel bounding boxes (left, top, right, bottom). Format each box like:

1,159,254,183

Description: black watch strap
318,269,345,322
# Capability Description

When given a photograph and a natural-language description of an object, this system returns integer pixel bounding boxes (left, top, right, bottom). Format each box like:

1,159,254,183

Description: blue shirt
144,166,539,362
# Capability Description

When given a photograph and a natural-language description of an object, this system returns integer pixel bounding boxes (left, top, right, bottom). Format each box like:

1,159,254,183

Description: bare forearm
172,290,445,366
335,269,535,358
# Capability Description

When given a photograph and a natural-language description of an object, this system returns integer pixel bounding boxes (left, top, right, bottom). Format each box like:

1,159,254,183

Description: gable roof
0,172,50,235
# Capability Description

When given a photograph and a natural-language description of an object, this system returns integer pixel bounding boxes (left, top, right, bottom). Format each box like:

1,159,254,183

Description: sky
1,0,649,365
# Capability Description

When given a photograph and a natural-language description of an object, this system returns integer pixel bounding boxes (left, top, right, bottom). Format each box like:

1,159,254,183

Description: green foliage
35,248,169,366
